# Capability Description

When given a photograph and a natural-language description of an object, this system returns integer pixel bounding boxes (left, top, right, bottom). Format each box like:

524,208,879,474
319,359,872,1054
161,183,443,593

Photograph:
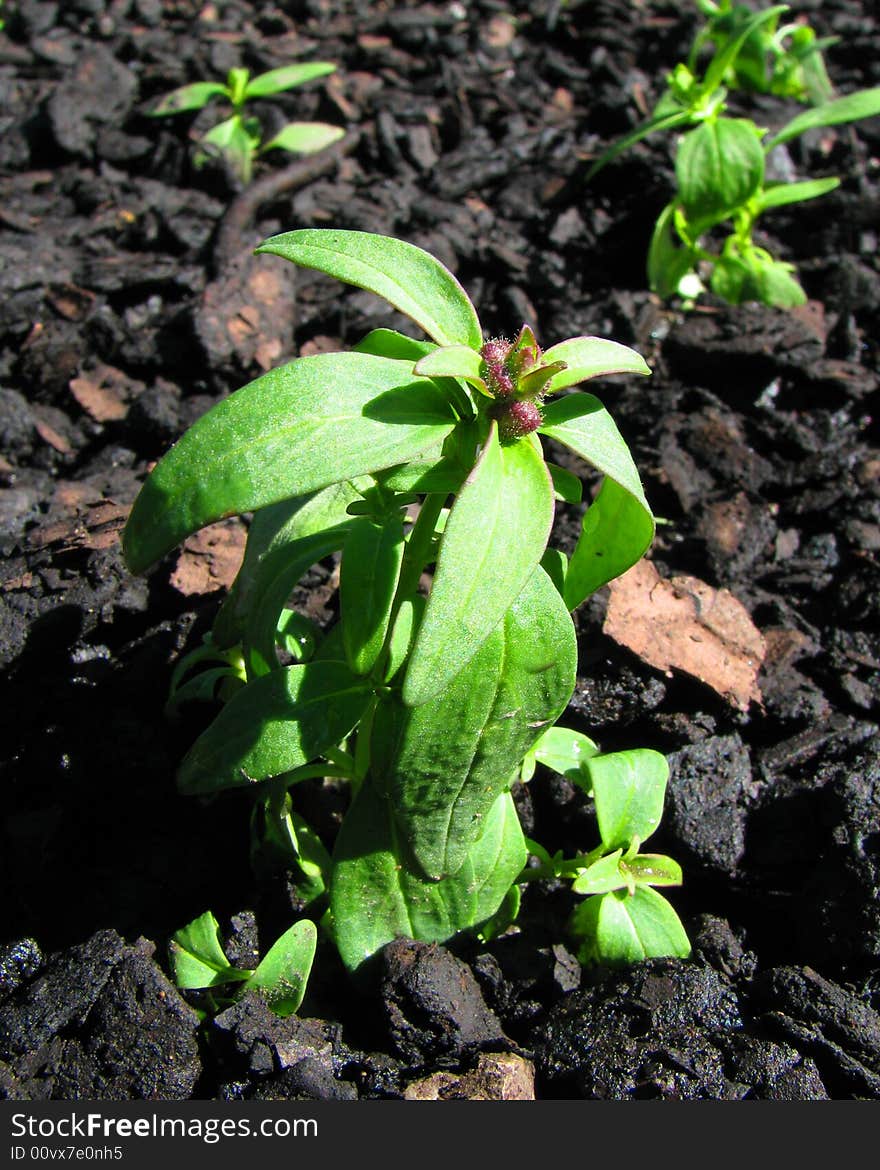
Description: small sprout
151,61,343,185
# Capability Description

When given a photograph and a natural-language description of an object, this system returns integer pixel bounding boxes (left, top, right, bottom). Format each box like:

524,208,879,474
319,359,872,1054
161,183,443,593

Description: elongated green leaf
353,329,435,361
754,176,839,213
676,118,765,226
701,5,788,95
151,82,229,116
585,107,694,181
178,660,372,794
586,748,669,851
542,336,650,392
538,394,653,609
330,783,526,971
256,229,483,349
243,525,352,677
247,920,317,1017
647,201,697,298
170,912,251,990
122,353,456,573
244,62,336,98
570,886,691,964
214,481,362,649
262,122,345,155
341,513,405,675
376,566,576,879
403,425,554,706
766,85,880,150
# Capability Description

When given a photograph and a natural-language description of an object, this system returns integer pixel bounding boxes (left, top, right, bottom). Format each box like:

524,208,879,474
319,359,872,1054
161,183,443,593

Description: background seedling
151,62,343,185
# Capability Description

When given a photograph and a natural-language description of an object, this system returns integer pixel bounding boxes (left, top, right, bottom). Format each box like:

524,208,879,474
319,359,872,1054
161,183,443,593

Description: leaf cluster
122,228,687,1004
151,62,343,185
589,3,880,308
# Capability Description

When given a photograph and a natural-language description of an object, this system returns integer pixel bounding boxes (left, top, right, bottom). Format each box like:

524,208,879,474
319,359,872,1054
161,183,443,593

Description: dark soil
1,0,879,1100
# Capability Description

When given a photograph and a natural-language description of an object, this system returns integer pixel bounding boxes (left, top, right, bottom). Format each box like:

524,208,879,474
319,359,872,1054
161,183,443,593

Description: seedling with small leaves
151,62,343,185
589,3,880,307
170,912,316,1018
123,228,687,980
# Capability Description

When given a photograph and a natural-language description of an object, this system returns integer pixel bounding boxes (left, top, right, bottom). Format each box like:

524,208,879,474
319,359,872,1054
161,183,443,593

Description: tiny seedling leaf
542,336,650,391
170,911,251,990
247,920,317,1017
626,854,683,888
586,748,669,851
570,886,692,964
244,62,336,98
571,851,627,896
151,81,229,116
262,122,345,155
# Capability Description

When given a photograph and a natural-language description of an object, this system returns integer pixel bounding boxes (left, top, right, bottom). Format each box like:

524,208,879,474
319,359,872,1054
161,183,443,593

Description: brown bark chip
604,560,766,711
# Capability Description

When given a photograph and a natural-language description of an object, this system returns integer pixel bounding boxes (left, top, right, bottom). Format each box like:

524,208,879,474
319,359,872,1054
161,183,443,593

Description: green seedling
589,3,880,307
171,911,316,1018
520,730,689,963
691,0,835,104
151,62,343,185
123,228,687,978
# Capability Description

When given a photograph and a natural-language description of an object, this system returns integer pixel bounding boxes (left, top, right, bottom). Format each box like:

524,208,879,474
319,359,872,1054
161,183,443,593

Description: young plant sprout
151,62,343,185
122,229,689,1004
589,3,880,307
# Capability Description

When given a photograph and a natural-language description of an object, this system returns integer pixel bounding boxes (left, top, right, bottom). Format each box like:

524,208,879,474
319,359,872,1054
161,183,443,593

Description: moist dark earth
1,0,879,1100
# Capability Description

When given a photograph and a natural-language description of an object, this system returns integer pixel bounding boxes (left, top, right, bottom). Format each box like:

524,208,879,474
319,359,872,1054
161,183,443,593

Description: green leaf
340,513,406,675
586,748,669,852
626,854,683,888
376,566,576,879
753,176,839,213
242,525,351,678
676,118,765,227
403,424,555,706
122,352,456,573
383,594,425,683
571,851,627,896
214,482,362,649
540,546,567,598
262,122,345,155
701,5,788,96
766,85,880,150
200,115,256,181
374,452,468,495
585,107,694,181
170,912,251,990
538,394,654,609
541,336,650,392
244,62,336,98
570,886,691,964
754,256,806,307
547,462,582,504
353,329,435,361
247,920,317,1017
528,725,599,788
177,660,372,794
647,201,698,298
256,229,483,349
330,783,527,971
151,82,229,116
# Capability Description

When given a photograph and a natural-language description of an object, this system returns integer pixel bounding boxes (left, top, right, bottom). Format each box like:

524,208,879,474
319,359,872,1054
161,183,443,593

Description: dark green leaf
256,229,483,349
376,566,576,879
177,660,372,794
403,424,555,706
383,594,425,683
214,482,361,649
330,783,526,971
766,85,880,150
244,62,336,98
247,920,317,1017
569,886,691,964
676,118,765,227
122,353,455,573
586,748,669,851
170,911,250,990
341,513,405,675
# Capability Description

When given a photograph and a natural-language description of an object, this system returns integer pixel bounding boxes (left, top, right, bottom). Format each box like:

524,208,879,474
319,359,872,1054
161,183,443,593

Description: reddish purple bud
498,399,542,440
480,338,512,364
486,364,515,397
